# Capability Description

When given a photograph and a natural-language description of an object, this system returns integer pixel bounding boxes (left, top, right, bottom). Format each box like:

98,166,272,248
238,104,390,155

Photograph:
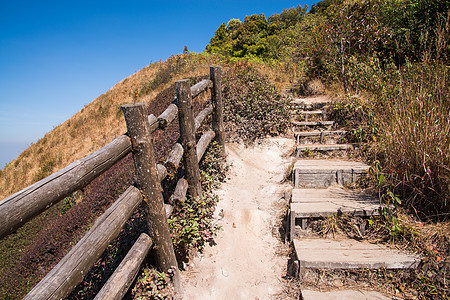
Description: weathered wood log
0,135,132,240
148,114,159,133
190,79,212,99
194,105,213,131
157,164,167,182
197,130,215,163
24,186,142,300
94,233,153,300
172,178,188,204
210,66,225,150
121,103,181,291
157,103,178,129
176,80,202,199
164,143,184,176
164,204,174,218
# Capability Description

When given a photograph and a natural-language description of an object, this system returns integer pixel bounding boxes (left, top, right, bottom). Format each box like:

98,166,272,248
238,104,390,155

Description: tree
320,0,388,92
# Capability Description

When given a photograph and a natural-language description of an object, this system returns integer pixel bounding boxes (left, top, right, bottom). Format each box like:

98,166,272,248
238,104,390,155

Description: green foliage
380,0,450,62
132,267,175,299
168,142,226,259
205,5,307,61
60,195,77,215
333,58,449,219
222,64,291,142
168,193,220,255
331,95,378,143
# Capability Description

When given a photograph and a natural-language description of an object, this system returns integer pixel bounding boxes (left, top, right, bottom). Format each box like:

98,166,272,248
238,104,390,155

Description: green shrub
132,267,175,300
168,142,226,259
334,60,449,219
222,63,291,143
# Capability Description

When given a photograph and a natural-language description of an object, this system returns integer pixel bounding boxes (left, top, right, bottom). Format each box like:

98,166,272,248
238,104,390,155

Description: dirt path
181,138,295,299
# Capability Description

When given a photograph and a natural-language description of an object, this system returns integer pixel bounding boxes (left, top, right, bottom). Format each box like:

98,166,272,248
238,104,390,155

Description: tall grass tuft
334,57,449,219
374,62,449,219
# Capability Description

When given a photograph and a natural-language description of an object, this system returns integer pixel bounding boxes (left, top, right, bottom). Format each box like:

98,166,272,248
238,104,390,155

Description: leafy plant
131,267,175,300
60,194,77,215
168,142,226,259
369,161,406,237
222,64,291,143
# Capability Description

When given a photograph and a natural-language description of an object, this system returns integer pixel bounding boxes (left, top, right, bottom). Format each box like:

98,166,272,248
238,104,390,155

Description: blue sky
0,0,315,167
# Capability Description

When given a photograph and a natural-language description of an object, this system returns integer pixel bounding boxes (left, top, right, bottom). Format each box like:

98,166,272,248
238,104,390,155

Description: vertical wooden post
210,65,225,151
121,103,181,292
175,80,202,199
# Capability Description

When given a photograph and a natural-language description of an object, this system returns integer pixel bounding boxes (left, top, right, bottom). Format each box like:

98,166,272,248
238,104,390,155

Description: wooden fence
0,66,224,299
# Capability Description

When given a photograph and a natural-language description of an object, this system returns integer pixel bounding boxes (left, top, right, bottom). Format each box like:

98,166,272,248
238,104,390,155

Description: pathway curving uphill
181,138,296,299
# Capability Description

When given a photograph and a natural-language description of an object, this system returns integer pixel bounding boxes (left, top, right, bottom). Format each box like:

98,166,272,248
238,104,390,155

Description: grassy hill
0,54,213,200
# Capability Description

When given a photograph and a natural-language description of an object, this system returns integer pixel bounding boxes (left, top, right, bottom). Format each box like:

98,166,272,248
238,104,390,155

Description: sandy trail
181,138,295,299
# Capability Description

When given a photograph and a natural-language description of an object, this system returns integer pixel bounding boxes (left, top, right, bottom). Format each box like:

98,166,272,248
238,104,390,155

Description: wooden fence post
175,80,202,199
121,103,181,292
210,65,225,151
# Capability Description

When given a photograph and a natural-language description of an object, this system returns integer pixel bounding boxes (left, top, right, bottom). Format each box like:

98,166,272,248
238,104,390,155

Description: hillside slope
0,54,215,201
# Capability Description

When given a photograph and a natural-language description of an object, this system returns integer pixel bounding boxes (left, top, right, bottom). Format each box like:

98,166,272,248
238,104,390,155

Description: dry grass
0,53,216,200
372,62,449,218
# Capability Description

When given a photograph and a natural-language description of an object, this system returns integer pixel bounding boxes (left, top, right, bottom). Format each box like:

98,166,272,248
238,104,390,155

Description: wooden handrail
0,80,214,240
197,130,215,163
0,135,132,239
195,105,213,130
24,186,143,300
94,233,153,300
5,66,223,299
191,79,212,99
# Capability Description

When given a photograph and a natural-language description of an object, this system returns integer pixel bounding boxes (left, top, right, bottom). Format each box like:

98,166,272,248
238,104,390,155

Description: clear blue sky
0,0,315,167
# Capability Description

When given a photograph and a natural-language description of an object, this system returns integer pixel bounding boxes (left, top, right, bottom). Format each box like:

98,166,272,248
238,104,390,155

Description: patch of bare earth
181,138,296,299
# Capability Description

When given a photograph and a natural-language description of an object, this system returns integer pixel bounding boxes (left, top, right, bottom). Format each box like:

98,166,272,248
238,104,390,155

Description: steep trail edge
181,138,296,299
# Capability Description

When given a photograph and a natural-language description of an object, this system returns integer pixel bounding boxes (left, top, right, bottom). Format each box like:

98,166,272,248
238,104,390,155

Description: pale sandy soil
181,138,296,300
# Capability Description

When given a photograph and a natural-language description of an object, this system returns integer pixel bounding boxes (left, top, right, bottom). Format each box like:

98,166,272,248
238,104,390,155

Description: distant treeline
206,0,449,81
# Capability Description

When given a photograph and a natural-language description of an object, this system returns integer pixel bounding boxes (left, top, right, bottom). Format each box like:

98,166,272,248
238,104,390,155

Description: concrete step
293,238,421,271
294,110,327,122
294,130,346,144
290,97,330,110
300,289,392,300
293,159,369,188
289,186,382,235
292,120,334,127
294,130,346,137
296,144,354,156
299,110,324,115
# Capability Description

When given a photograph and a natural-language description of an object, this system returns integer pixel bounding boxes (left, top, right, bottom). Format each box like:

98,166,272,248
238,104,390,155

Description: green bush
222,63,291,143
334,60,449,219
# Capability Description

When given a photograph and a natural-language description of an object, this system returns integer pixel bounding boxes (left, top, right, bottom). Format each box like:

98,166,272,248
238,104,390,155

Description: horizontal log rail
2,66,223,299
0,135,132,239
94,233,153,300
195,105,213,131
158,103,178,129
24,186,143,300
0,76,214,240
164,143,184,176
197,130,215,163
190,79,213,99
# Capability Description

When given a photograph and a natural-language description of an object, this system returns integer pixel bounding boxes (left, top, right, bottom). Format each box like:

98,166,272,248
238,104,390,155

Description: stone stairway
290,97,354,157
287,97,421,300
